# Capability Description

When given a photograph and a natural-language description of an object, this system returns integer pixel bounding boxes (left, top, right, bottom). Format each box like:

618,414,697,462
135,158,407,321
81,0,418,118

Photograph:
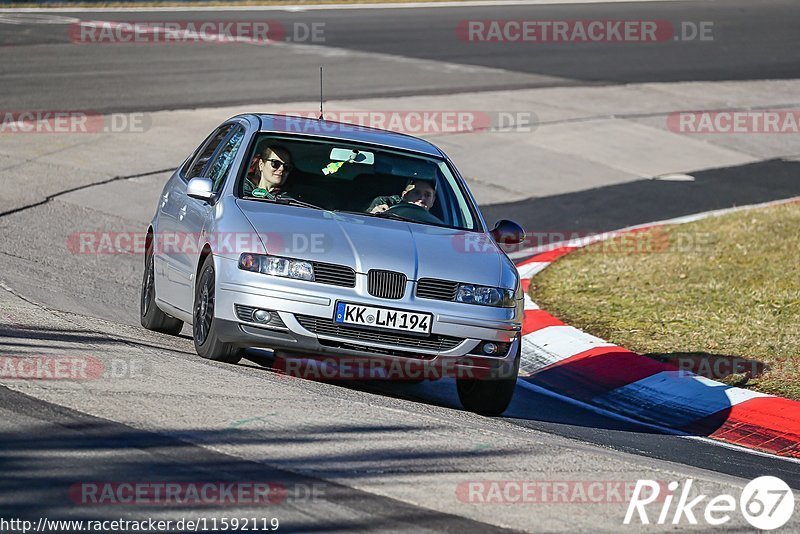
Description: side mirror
187,177,214,202
491,219,525,245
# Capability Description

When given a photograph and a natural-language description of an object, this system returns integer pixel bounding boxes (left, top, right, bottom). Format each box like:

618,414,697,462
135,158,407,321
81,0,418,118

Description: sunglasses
265,158,292,171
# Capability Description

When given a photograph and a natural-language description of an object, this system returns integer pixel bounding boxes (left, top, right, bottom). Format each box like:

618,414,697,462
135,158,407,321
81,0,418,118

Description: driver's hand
370,204,389,214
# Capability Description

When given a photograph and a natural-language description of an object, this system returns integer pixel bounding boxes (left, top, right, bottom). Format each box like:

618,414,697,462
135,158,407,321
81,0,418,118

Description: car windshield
237,134,481,231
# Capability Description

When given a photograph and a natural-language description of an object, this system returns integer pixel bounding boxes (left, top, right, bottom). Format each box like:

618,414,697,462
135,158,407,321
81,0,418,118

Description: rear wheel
140,243,184,335
193,255,243,364
456,340,520,416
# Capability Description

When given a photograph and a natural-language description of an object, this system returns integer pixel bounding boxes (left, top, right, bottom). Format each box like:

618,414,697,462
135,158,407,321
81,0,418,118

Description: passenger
368,179,436,214
243,145,293,197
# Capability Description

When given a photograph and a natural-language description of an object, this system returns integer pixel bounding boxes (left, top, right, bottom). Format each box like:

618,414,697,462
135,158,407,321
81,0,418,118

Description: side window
185,125,235,180
207,127,245,193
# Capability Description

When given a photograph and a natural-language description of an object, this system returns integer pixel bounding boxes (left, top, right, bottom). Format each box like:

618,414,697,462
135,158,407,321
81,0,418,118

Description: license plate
334,302,432,334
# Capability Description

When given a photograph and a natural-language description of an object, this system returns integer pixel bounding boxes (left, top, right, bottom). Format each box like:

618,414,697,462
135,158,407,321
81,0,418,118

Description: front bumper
214,256,522,374
213,317,521,381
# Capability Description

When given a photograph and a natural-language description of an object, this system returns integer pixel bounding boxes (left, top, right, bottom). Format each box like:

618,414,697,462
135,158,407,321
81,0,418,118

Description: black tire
140,243,184,335
456,340,520,416
193,254,243,364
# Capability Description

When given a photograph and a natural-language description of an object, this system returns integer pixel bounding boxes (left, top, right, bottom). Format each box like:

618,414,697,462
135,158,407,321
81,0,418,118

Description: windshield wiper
369,211,418,223
335,209,456,229
249,194,324,210
333,209,419,224
276,195,324,210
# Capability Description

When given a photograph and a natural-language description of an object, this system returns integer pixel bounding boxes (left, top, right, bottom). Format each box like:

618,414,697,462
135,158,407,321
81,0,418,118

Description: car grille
234,305,287,328
367,270,406,299
416,278,459,301
295,315,463,353
312,262,356,288
317,340,436,360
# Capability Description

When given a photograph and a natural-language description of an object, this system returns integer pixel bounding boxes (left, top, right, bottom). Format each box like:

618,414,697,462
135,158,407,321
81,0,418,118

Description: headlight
238,253,315,282
455,284,515,307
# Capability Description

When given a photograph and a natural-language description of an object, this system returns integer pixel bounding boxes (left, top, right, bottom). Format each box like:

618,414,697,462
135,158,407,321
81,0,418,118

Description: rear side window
207,127,245,192
185,124,235,180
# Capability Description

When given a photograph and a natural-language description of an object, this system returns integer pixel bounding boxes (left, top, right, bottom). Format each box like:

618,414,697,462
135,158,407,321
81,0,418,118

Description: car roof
250,113,444,158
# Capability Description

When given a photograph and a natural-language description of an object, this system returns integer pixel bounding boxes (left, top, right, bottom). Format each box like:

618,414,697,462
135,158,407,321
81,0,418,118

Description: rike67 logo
625,476,795,530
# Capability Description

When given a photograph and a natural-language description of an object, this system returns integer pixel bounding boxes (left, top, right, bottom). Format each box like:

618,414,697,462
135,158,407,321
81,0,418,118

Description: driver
368,179,436,214
243,145,293,197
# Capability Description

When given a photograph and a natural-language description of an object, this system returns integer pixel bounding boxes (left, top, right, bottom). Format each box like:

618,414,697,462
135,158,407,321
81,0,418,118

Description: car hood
236,201,507,287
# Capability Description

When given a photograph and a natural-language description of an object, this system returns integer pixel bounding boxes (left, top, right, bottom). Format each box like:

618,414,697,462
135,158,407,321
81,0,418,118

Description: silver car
141,114,525,415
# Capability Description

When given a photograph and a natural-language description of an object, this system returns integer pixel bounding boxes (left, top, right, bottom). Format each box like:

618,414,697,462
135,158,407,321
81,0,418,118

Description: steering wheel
386,202,442,224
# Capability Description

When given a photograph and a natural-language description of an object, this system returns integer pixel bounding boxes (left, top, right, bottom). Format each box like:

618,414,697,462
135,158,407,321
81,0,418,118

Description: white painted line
0,0,712,14
73,19,276,45
512,197,800,461
0,13,79,24
522,293,538,311
517,379,800,465
681,435,800,466
520,336,570,371
653,173,695,182
72,17,537,80
517,261,550,280
509,236,605,261
516,379,686,435
525,325,613,357
55,14,549,97
266,38,528,76
521,325,613,370
593,371,773,428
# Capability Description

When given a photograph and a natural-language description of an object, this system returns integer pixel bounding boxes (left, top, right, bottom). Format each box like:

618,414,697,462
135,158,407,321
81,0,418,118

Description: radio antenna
318,66,324,120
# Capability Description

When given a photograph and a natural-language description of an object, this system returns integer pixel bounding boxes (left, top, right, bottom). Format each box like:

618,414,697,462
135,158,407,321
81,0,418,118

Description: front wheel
140,243,184,335
193,255,243,364
456,341,520,416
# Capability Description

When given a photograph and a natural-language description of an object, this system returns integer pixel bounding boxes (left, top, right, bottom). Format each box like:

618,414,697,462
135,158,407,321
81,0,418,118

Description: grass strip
531,202,800,401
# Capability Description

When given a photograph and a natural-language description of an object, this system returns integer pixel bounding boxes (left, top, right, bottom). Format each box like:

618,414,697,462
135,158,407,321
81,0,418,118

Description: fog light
253,309,272,324
482,342,498,355
469,341,510,357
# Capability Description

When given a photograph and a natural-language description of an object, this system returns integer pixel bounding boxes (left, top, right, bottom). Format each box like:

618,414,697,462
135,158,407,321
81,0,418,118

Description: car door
171,123,245,313
158,124,236,313
152,170,186,311
154,135,218,311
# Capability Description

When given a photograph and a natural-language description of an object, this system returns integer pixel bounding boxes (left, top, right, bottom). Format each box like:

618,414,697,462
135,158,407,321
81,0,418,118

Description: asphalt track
2,1,800,531
1,0,799,112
